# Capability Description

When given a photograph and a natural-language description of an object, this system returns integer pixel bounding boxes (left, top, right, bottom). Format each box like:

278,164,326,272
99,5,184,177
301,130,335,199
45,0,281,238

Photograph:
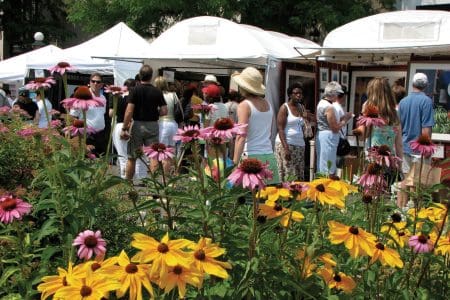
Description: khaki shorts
128,121,159,159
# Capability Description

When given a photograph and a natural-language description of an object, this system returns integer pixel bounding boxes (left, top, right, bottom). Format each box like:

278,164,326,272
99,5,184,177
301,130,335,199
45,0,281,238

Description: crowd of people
0,66,436,208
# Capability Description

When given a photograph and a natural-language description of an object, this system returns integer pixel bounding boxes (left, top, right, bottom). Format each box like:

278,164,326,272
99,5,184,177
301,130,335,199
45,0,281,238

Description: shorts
128,121,159,159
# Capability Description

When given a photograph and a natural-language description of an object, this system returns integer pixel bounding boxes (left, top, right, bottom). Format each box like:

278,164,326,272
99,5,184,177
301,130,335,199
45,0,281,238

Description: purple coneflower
63,119,96,137
48,61,75,75
202,117,246,140
73,230,106,260
228,158,273,190
61,86,105,111
358,162,386,190
17,126,38,137
356,105,386,128
367,145,401,169
173,125,205,143
25,77,56,90
104,85,127,95
0,124,8,133
0,106,10,115
50,119,63,128
192,103,215,114
410,134,436,158
0,194,32,224
408,234,434,253
143,143,175,161
49,109,61,116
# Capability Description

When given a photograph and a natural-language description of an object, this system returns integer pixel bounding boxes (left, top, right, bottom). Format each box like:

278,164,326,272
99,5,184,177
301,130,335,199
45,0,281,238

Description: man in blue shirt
398,73,435,174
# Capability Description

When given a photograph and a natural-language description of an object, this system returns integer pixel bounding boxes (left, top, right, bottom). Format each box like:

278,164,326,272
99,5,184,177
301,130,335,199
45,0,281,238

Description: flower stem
105,95,118,164
248,189,259,259
39,87,51,129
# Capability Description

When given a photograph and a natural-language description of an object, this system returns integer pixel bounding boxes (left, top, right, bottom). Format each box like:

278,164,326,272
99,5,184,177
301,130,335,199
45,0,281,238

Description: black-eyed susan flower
418,203,447,223
78,254,118,274
381,224,411,248
436,232,450,255
305,180,345,209
258,201,304,227
318,267,356,294
109,250,154,300
318,253,337,268
188,237,232,279
296,250,316,279
37,262,83,300
257,186,291,204
328,221,377,258
370,242,403,268
53,268,120,299
158,264,203,299
315,176,358,197
131,232,193,278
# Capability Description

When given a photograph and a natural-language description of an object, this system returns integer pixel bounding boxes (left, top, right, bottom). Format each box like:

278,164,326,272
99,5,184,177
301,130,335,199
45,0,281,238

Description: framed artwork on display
349,70,406,132
331,69,340,83
408,62,450,109
285,69,315,109
319,68,329,89
341,71,349,89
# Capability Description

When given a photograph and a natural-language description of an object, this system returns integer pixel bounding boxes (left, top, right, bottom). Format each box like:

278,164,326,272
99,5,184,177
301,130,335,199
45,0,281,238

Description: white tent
321,10,450,61
0,45,63,82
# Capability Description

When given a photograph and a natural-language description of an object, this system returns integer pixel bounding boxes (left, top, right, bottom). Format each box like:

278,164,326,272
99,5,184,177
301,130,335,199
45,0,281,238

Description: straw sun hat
232,67,265,96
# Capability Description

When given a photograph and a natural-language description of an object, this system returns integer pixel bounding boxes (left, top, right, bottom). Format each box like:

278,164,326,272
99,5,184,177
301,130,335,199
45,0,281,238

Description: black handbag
337,129,351,156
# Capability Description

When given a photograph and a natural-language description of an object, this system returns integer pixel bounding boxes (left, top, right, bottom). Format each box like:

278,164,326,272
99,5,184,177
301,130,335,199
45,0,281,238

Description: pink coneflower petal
61,86,105,111
104,85,127,95
173,125,205,143
227,158,273,190
202,117,247,140
408,234,433,253
72,229,106,260
17,127,39,137
0,106,10,115
410,134,436,158
0,194,32,224
143,143,175,161
25,77,56,90
48,62,75,75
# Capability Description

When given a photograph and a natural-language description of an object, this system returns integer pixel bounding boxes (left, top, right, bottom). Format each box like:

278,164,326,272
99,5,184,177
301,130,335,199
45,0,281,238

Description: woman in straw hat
232,67,280,184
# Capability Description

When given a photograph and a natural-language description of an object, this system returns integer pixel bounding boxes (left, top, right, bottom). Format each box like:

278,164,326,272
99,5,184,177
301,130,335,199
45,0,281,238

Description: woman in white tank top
232,67,280,185
275,83,306,181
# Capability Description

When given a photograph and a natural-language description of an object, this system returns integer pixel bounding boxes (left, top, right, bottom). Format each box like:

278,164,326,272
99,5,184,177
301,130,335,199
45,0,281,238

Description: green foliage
433,106,450,134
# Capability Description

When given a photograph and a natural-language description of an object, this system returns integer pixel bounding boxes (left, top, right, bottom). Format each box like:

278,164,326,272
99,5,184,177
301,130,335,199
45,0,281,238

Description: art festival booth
317,10,450,182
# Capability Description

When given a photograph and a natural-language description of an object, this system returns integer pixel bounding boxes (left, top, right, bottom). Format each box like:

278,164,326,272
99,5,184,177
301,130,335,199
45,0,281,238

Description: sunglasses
90,80,102,84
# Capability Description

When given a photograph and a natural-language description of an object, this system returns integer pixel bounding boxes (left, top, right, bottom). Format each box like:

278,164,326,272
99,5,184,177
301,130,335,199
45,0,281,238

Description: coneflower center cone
377,144,391,156
417,134,432,145
0,198,17,211
34,77,47,83
73,119,84,128
240,158,263,174
151,143,167,152
418,234,428,244
57,61,70,68
367,163,382,175
84,236,98,248
74,86,94,100
214,118,234,130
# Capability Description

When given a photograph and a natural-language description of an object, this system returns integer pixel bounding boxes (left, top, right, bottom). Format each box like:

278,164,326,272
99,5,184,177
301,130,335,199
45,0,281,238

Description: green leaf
34,218,60,242
0,267,20,287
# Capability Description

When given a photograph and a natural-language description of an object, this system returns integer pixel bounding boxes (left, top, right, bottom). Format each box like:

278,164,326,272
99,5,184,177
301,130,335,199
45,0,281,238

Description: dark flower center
80,285,92,296
418,234,428,244
74,86,93,100
362,194,373,204
194,250,206,261
364,105,380,118
210,137,223,145
375,242,385,250
390,213,402,223
84,236,98,248
184,129,199,138
34,77,47,83
274,203,283,211
173,265,183,275
0,197,17,211
151,143,167,152
333,274,342,282
62,276,68,286
315,184,325,193
157,243,169,253
398,231,405,237
237,196,246,204
329,174,340,181
125,263,138,274
240,158,263,174
73,119,85,128
417,134,432,145
257,215,267,223
214,118,234,130
349,226,359,235
128,190,139,201
57,61,70,68
91,263,101,272
377,145,391,156
367,163,382,175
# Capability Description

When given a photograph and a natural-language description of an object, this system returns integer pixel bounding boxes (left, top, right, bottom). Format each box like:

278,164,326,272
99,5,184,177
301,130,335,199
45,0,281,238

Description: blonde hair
365,77,399,126
153,76,169,92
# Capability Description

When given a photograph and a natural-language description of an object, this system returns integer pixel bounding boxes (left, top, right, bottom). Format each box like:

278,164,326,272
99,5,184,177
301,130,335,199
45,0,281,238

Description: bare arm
233,101,250,165
108,108,114,118
122,103,135,130
276,105,291,160
159,105,168,117
421,127,432,137
394,124,403,160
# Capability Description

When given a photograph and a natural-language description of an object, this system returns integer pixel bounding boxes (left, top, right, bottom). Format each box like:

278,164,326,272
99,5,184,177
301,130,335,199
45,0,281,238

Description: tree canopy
66,0,396,40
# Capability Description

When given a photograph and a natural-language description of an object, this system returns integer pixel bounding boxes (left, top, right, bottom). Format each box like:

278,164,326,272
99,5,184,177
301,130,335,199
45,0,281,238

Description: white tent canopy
0,45,63,82
322,10,450,56
142,16,320,66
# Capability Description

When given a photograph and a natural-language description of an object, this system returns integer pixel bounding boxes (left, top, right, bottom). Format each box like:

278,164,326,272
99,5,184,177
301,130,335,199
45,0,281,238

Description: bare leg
125,158,137,181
